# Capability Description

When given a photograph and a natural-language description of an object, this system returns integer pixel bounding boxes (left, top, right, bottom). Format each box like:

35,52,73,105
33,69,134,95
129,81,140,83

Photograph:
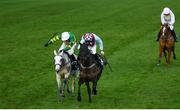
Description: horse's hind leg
172,46,176,60
157,46,163,65
66,80,71,94
77,79,83,102
92,80,97,95
85,81,92,103
71,76,75,96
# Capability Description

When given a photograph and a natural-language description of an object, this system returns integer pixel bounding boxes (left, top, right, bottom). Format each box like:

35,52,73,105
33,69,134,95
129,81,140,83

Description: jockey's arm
161,13,165,25
169,11,175,25
80,36,85,44
58,42,66,52
94,34,103,51
45,35,60,47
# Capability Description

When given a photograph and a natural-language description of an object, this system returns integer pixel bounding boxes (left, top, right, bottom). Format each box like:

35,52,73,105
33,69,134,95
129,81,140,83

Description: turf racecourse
0,0,180,108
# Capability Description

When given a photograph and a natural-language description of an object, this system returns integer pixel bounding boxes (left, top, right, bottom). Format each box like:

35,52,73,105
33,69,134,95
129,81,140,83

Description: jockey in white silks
157,7,178,42
79,33,105,70
45,32,78,70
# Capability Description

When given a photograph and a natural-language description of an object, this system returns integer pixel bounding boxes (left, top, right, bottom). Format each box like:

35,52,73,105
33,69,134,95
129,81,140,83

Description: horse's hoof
77,96,81,102
92,91,97,95
59,97,64,103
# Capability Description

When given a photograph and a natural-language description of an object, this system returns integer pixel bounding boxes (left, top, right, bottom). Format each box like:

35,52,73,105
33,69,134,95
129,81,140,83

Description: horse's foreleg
92,80,97,95
85,81,92,103
163,48,167,62
62,78,68,97
56,73,62,101
62,73,70,96
66,80,70,94
72,76,75,95
77,79,82,102
157,46,163,65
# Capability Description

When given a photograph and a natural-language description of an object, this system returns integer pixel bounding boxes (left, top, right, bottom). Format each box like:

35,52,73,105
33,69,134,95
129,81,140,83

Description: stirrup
71,61,76,65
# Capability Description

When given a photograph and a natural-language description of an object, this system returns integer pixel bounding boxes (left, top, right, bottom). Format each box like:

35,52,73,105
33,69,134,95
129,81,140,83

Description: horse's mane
58,50,70,65
79,43,91,56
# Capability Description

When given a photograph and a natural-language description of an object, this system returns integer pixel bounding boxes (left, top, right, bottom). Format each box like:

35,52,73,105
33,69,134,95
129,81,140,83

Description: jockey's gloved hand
100,50,104,55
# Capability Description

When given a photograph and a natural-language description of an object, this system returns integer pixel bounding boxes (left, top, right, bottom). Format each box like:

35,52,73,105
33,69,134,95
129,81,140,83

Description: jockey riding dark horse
79,33,107,71
77,43,104,102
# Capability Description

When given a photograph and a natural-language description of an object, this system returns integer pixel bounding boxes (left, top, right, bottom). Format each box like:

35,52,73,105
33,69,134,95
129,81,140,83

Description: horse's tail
172,46,176,60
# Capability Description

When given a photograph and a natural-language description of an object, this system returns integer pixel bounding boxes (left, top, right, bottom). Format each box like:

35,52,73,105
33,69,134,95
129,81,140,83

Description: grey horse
54,50,79,102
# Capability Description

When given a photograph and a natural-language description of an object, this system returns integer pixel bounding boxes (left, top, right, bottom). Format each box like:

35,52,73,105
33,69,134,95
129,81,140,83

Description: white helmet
163,7,170,15
61,32,70,41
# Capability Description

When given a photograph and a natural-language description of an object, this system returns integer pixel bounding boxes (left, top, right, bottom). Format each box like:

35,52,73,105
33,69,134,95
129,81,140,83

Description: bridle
79,63,96,69
54,54,71,71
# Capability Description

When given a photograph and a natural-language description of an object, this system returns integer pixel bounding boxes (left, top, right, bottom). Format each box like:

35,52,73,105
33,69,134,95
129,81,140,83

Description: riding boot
70,55,78,70
94,54,103,71
171,29,178,42
156,31,160,41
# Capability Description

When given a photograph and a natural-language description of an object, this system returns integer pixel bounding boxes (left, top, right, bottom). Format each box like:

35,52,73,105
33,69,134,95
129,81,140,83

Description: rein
79,63,96,69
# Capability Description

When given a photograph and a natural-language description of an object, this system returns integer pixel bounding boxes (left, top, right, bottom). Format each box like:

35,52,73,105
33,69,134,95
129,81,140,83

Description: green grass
0,0,180,108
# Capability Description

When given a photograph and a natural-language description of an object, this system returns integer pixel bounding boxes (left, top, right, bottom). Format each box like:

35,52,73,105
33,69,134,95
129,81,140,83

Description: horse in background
157,24,176,65
54,50,79,102
77,44,103,102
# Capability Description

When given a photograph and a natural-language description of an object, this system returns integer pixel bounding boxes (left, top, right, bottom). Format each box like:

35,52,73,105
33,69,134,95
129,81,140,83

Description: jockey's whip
44,32,59,47
103,55,113,72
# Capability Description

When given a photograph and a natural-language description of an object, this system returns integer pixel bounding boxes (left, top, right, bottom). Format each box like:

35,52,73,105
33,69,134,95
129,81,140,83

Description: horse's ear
54,50,57,55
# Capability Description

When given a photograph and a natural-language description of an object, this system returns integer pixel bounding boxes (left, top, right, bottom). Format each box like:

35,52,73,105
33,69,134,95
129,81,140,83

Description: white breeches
88,45,96,54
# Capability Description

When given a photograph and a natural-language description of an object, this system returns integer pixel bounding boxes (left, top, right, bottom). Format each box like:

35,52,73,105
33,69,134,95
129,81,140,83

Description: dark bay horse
77,44,102,102
157,24,176,65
